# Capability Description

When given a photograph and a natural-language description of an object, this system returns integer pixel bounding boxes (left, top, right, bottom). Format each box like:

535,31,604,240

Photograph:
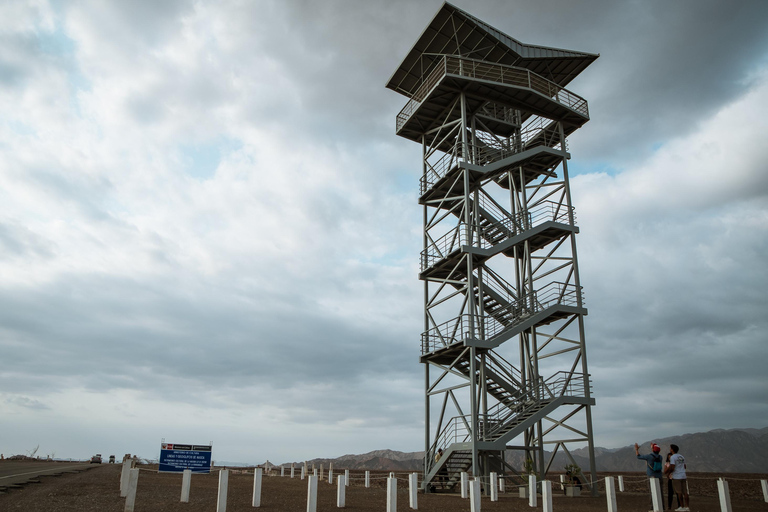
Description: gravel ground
1,463,767,511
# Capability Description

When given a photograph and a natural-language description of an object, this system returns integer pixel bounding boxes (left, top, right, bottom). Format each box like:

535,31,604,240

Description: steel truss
386,3,599,496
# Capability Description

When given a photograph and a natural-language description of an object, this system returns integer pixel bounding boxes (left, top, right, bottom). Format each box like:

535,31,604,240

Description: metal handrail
399,55,590,133
425,370,592,471
420,281,583,354
420,201,574,272
419,120,567,196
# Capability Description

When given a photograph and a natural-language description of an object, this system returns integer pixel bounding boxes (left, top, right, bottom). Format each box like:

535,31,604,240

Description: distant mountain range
284,427,768,473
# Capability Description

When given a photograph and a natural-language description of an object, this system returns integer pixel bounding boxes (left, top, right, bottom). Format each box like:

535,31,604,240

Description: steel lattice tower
386,3,599,493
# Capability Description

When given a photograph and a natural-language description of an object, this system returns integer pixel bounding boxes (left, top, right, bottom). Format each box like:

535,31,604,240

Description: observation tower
386,3,599,492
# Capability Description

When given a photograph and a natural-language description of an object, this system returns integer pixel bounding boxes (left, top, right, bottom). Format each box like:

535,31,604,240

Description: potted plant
519,458,536,498
563,463,582,497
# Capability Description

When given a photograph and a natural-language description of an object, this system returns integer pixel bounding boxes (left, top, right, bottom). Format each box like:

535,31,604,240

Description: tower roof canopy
386,2,598,98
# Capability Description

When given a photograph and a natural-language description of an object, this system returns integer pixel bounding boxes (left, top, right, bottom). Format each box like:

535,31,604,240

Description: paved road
0,461,93,490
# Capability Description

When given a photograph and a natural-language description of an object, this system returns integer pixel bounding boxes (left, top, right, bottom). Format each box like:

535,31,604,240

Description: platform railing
420,120,567,196
420,282,583,354
420,201,574,272
398,55,590,132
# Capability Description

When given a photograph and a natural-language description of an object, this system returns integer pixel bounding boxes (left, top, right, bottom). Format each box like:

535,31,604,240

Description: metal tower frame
386,3,599,493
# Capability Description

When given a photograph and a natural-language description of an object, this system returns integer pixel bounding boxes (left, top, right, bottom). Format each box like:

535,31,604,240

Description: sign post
159,443,213,474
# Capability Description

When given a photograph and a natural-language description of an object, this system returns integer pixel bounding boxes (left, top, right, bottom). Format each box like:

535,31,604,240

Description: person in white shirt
665,444,689,511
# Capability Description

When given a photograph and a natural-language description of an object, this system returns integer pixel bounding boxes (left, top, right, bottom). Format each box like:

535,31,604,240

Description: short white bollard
605,476,617,512
499,477,505,493
321,464,324,480
490,472,498,501
291,464,295,478
461,472,468,498
469,479,481,512
345,469,350,487
337,475,346,508
217,469,229,512
762,480,768,502
529,474,537,507
313,469,317,477
307,475,318,512
301,466,306,479
650,477,663,512
181,469,191,503
618,475,625,492
717,478,733,512
328,467,333,484
124,468,139,512
365,470,370,488
542,480,553,512
120,458,134,497
281,465,285,477
559,474,565,491
409,472,418,510
252,467,263,507
387,473,397,512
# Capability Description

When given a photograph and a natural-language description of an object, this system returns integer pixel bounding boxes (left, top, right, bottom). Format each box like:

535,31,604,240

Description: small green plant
563,463,581,485
523,458,536,480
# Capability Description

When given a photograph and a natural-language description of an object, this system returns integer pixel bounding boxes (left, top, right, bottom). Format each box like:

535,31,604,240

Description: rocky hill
289,427,768,473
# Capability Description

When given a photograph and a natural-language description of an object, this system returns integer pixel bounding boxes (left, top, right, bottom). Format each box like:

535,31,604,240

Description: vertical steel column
559,121,598,496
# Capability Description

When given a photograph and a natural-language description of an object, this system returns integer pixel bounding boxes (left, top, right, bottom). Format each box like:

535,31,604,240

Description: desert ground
1,461,767,511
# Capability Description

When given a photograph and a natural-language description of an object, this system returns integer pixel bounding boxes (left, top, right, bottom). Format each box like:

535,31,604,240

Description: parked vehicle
90,454,102,464
109,455,116,463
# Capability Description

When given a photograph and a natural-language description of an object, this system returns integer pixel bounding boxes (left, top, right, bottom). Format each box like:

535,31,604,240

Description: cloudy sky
1,0,767,464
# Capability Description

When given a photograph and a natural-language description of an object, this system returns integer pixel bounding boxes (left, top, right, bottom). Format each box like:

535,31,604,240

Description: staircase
424,370,591,489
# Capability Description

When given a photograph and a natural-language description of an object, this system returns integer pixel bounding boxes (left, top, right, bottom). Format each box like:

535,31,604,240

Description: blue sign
159,443,212,473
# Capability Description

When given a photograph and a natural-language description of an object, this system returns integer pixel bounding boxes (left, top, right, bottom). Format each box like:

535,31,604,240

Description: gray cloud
0,0,766,461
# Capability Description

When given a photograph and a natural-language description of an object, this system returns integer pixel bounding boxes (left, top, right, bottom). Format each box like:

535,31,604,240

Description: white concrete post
301,465,306,480
124,468,139,512
252,467,263,507
559,473,565,491
266,461,271,475
181,469,191,503
490,472,498,501
387,473,397,512
307,475,318,512
529,474,537,507
499,477,505,494
618,475,625,492
328,467,333,484
650,477,662,512
605,477,617,512
345,469,349,487
120,458,133,497
542,480,553,512
320,464,324,480
717,478,733,512
337,475,346,508
313,469,317,477
461,471,468,498
291,464,295,478
409,472,418,510
281,465,285,477
469,479,481,512
217,469,229,512
762,480,768,502
365,470,370,488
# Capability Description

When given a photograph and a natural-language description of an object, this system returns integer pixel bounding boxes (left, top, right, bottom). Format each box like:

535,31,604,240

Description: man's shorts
671,479,687,494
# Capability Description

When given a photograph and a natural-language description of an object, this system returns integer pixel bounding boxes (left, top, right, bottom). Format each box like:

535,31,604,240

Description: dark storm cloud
239,0,768,167
0,270,415,397
2,0,767,460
